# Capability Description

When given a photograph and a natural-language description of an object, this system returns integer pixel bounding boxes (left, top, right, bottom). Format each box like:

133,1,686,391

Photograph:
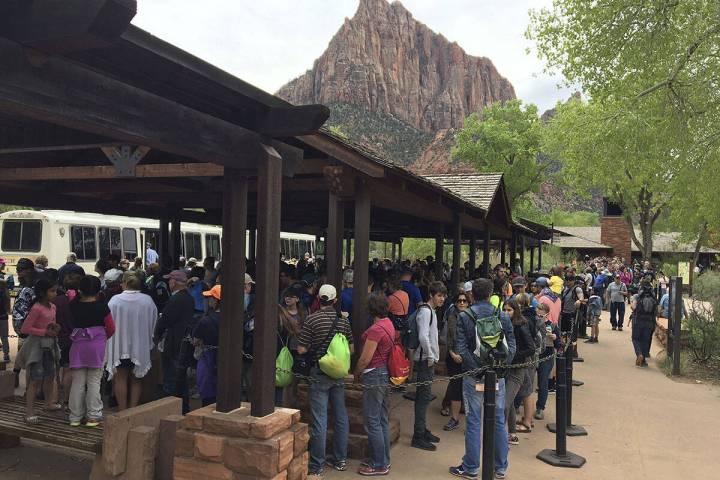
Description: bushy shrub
693,271,720,303
685,303,720,363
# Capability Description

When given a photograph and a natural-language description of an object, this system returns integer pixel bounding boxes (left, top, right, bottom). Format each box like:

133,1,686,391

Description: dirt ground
2,309,720,479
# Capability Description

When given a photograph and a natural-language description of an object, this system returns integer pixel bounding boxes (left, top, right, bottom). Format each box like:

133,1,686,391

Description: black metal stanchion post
481,370,497,480
538,355,586,468
549,344,587,435
572,310,584,363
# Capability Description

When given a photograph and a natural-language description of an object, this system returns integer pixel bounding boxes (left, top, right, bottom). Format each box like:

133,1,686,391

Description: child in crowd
17,278,62,424
68,275,115,427
549,266,564,296
586,293,603,344
534,303,562,420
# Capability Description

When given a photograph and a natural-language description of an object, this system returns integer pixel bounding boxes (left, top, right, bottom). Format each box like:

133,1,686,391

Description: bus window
122,228,137,260
184,232,202,260
71,226,97,260
1,220,42,252
98,227,122,259
205,234,221,260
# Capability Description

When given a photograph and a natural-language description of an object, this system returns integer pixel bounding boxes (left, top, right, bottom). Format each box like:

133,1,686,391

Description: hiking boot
612,326,617,331
449,466,478,479
533,409,544,420
425,429,440,443
411,435,437,451
443,418,460,431
636,355,644,367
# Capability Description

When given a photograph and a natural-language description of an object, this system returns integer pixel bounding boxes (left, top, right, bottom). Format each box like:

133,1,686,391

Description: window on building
71,226,97,260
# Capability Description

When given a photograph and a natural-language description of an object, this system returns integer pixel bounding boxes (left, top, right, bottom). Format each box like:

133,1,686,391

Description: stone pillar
174,404,307,480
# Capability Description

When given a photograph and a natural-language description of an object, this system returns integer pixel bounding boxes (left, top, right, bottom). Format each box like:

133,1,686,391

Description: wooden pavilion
0,0,542,422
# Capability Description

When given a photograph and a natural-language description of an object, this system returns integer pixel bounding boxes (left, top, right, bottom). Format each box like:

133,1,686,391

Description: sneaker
327,459,347,472
69,421,81,427
411,436,437,451
443,418,460,431
583,337,594,343
307,469,323,477
508,434,519,445
641,360,649,368
360,460,391,469
618,327,623,332
449,465,477,479
612,326,617,331
636,355,644,367
494,471,507,479
84,420,101,428
425,429,440,443
358,466,389,476
533,409,544,420
548,387,556,395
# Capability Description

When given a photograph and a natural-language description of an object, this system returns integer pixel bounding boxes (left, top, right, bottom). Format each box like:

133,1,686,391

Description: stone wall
600,216,632,261
174,403,308,480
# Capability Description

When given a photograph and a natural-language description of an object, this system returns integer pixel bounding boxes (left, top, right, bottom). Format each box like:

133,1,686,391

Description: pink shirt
21,303,57,337
537,295,561,325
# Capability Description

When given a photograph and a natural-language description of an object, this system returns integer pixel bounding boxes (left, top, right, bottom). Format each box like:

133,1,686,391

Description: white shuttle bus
0,210,316,273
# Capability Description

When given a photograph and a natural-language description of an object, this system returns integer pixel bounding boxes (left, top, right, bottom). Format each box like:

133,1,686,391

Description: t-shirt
298,306,354,360
607,281,627,303
401,280,423,315
387,290,409,316
361,318,395,370
70,300,111,329
340,287,353,317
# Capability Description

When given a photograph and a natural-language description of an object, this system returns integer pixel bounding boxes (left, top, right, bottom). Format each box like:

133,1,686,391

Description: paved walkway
324,309,720,479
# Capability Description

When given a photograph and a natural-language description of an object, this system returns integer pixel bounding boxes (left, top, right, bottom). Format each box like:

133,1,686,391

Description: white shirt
413,305,440,363
146,248,159,265
106,290,158,380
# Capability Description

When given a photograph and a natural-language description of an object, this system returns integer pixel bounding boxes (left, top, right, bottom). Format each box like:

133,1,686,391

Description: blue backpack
403,304,432,351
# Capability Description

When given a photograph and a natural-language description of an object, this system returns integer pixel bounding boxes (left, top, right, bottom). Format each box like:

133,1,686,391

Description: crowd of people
0,247,669,478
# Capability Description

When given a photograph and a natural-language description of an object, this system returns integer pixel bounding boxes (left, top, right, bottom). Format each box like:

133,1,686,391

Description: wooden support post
352,179,371,346
469,233,477,278
170,217,181,270
345,237,352,267
452,214,462,287
248,229,257,262
252,146,283,417
509,231,517,273
529,246,535,274
538,240,543,271
159,218,170,271
519,235,525,275
391,242,396,261
500,240,506,266
217,169,247,413
482,230,491,278
326,193,344,292
435,226,444,280
398,239,403,261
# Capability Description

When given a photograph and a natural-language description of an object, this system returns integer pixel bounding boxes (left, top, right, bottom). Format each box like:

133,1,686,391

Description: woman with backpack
440,290,468,431
275,286,304,407
354,293,396,476
502,297,536,445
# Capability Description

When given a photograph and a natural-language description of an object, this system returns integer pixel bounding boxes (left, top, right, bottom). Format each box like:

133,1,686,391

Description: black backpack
635,291,657,323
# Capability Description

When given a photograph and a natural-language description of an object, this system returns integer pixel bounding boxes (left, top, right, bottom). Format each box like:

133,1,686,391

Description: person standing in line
400,267,423,315
58,253,85,287
534,303,562,420
450,278,516,480
0,277,11,363
145,243,159,266
297,285,354,475
607,274,628,331
193,285,222,407
630,279,659,368
411,281,446,451
441,290,468,431
354,293,395,476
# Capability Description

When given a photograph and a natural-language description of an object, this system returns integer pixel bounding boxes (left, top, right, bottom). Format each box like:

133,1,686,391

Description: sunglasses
456,298,468,304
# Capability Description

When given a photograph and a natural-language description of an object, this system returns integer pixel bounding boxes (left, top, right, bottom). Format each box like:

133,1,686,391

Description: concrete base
572,379,584,386
537,448,586,468
572,356,585,363
546,423,588,437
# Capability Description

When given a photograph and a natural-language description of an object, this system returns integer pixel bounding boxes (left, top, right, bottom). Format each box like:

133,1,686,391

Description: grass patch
660,350,720,385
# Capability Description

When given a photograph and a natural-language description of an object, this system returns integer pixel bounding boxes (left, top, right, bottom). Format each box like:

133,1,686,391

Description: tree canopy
454,99,545,203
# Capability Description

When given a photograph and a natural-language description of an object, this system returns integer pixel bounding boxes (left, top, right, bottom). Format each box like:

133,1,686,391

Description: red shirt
361,318,396,370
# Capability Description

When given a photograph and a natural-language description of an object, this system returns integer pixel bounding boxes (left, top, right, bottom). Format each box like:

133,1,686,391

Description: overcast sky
132,0,575,113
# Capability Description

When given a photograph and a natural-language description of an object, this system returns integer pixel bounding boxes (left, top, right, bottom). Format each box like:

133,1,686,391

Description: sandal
25,416,40,424
516,424,532,433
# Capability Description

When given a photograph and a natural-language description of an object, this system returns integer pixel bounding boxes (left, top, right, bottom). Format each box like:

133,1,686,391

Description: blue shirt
401,280,423,315
340,287,353,317
455,300,517,371
659,293,686,318
188,281,205,312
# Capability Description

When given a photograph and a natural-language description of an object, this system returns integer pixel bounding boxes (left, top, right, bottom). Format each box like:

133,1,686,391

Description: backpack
635,291,658,323
462,307,508,366
387,292,410,335
403,304,432,351
317,316,351,379
380,325,410,385
275,345,294,387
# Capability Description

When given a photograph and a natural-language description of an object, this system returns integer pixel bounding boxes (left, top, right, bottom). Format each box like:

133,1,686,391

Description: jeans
504,369,524,434
413,361,434,437
0,335,8,359
162,354,189,414
632,322,655,358
69,367,103,422
461,376,508,475
536,353,554,410
610,301,626,328
362,367,390,469
308,367,348,473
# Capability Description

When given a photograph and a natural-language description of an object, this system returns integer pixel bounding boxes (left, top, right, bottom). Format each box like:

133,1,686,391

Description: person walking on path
630,279,659,367
354,293,395,476
411,281,446,452
297,284,354,475
450,278,515,480
607,275,628,331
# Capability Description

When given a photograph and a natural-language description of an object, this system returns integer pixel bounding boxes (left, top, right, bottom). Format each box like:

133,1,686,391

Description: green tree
454,99,545,203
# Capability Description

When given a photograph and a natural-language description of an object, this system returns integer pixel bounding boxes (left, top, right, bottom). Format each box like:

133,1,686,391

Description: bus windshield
1,220,42,252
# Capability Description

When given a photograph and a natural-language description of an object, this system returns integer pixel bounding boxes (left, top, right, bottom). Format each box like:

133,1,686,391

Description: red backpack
381,325,410,385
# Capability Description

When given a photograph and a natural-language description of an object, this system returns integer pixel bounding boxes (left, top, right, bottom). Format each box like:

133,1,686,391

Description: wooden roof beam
0,163,225,181
297,134,385,178
255,105,330,137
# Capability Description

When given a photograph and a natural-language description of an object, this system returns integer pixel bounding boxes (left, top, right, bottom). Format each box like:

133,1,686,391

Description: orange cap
202,285,221,300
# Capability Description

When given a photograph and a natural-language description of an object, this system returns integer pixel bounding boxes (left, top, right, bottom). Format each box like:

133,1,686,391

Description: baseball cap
202,285,222,300
343,269,354,283
463,281,473,292
164,270,188,283
318,284,337,301
245,273,255,285
536,276,549,287
187,257,198,265
512,276,527,287
104,268,124,283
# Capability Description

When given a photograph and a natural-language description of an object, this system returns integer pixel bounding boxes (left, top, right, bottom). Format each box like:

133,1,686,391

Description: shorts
117,358,135,369
29,349,56,381
588,315,601,327
518,365,535,398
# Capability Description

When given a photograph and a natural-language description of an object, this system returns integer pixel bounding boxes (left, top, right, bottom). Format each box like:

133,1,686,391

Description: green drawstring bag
318,332,351,379
275,345,294,387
